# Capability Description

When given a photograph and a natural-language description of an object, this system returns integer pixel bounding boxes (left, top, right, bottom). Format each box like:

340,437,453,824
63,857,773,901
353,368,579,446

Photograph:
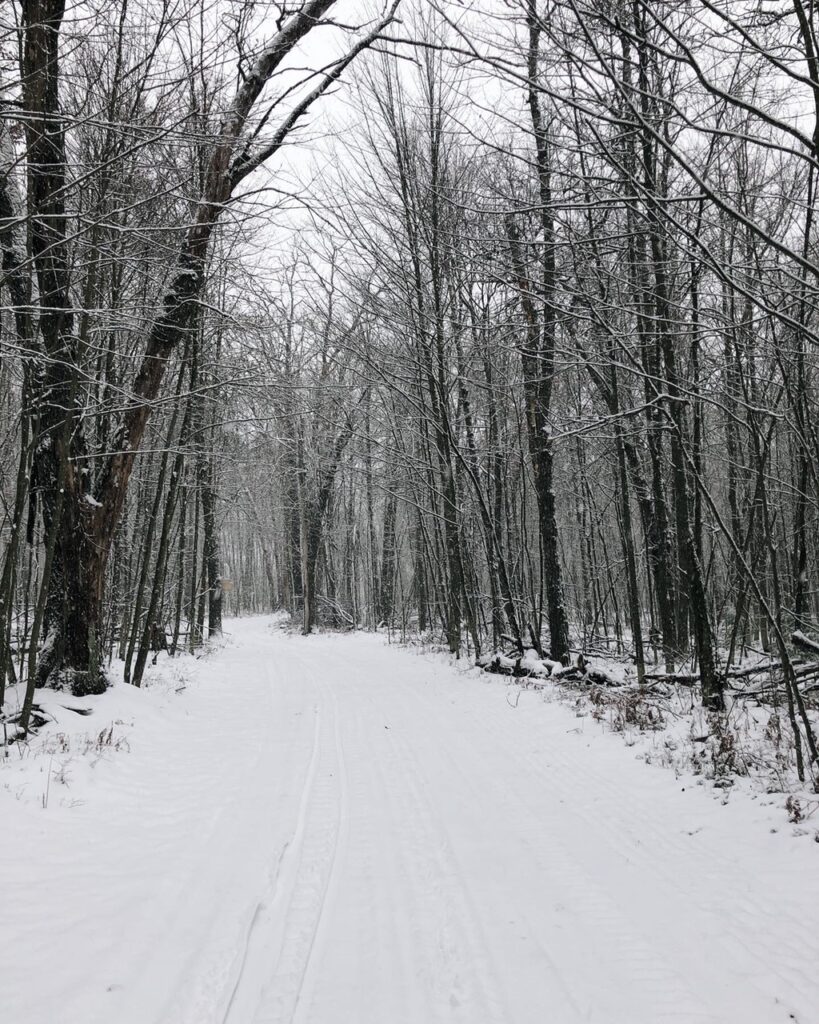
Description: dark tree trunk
635,27,721,705
302,417,355,634
505,214,570,664
19,0,381,689
379,485,398,626
503,0,572,665
199,452,222,637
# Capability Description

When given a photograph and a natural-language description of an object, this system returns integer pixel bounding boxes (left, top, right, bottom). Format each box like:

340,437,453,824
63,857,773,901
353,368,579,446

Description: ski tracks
449,678,816,1023
174,624,819,1024
357,654,712,1024
223,655,348,1024
294,636,814,1024
227,639,508,1024
30,620,818,1024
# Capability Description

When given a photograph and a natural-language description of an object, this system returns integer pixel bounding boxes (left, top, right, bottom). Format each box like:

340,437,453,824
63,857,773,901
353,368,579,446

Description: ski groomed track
4,616,818,1024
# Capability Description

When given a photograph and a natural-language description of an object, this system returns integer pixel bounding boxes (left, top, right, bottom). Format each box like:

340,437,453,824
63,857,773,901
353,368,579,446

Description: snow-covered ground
2,616,817,1024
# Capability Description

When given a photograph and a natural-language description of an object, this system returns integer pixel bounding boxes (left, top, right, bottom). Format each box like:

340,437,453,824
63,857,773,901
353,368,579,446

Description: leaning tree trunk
20,0,395,692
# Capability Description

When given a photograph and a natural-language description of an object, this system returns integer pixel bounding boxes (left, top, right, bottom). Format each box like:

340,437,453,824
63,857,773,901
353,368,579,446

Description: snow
2,616,818,1024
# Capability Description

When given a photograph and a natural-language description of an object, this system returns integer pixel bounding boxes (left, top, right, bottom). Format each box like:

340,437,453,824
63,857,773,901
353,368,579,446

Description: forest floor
2,615,818,1024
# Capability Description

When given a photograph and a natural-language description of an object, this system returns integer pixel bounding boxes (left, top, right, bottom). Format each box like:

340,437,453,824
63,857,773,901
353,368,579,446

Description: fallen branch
792,631,819,656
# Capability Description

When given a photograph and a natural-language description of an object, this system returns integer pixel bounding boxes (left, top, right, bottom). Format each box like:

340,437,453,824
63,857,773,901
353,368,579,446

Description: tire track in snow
368,659,714,1023
119,652,293,1024
378,647,813,1024
344,645,791,1024
259,637,512,1024
433,728,718,1023
242,658,347,1024
205,629,819,1024
369,701,511,1024
299,700,430,1024
221,682,325,1024
289,678,350,1024
453,679,814,1021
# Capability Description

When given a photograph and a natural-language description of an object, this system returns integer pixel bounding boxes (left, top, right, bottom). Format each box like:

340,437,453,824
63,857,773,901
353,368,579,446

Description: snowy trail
3,618,818,1024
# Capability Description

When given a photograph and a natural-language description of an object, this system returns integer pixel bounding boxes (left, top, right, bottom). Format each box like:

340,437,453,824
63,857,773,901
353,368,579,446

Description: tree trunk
20,0,387,689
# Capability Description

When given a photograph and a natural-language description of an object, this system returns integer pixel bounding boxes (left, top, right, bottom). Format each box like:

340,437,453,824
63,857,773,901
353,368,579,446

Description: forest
6,3,819,1022
2,0,819,789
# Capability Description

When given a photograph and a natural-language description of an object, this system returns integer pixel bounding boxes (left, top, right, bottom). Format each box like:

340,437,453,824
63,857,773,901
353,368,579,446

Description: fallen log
643,670,698,685
478,651,626,687
553,664,625,687
792,631,819,656
646,659,819,686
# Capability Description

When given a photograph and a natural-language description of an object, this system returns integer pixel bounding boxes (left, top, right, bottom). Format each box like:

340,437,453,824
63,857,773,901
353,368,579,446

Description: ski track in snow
2,616,818,1024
